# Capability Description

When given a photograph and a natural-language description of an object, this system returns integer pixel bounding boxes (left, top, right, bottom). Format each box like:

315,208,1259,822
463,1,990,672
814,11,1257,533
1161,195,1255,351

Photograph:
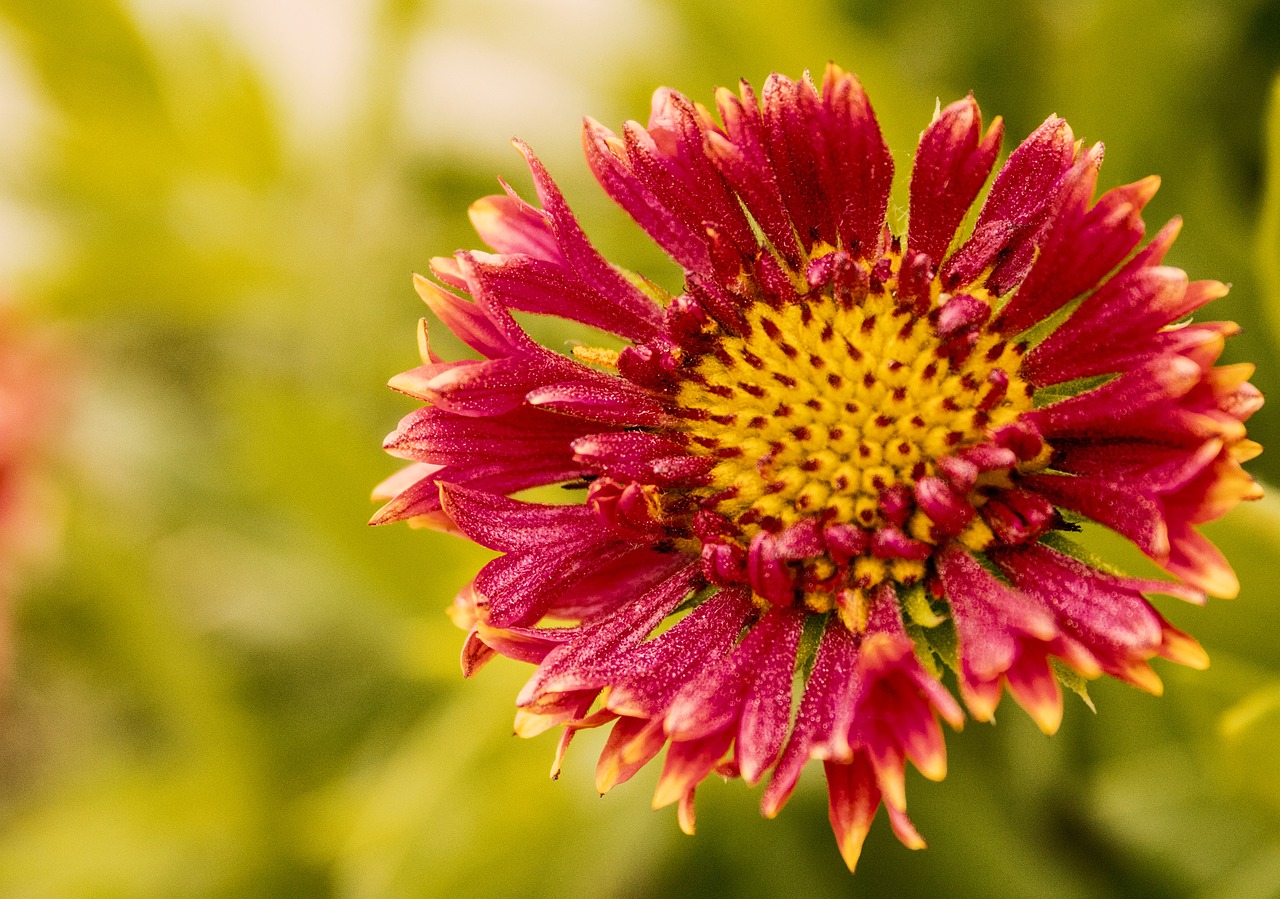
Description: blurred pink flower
375,64,1261,871
0,311,60,686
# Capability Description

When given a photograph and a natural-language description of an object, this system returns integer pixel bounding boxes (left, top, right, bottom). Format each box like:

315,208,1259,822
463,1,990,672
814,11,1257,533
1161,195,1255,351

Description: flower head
375,64,1262,871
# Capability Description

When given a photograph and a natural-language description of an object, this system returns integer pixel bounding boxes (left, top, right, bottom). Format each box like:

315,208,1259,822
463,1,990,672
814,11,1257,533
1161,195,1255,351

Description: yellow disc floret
667,252,1038,612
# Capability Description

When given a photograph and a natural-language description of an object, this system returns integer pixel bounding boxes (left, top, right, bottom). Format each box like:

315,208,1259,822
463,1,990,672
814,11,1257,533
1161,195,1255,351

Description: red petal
907,94,1003,265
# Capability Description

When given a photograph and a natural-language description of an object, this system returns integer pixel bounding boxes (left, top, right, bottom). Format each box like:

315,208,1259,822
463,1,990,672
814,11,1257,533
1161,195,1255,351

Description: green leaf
1031,373,1113,408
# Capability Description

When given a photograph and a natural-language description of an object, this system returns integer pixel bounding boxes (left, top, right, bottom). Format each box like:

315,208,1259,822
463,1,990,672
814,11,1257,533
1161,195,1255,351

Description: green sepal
1051,658,1096,713
922,617,959,675
795,611,830,682
1055,509,1089,527
903,616,943,679
621,269,675,307
1017,283,1084,349
1040,531,1127,577
672,583,719,616
901,582,945,627
1031,372,1113,407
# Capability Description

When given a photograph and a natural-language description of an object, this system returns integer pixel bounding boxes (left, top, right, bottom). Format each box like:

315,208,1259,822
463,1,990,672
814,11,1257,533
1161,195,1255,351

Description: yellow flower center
669,256,1036,607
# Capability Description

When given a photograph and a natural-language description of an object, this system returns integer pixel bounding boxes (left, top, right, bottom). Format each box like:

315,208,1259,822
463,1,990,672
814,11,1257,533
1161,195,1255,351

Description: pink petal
907,94,1003,266
1022,472,1170,561
583,116,715,277
818,63,894,259
762,623,859,817
653,730,734,809
526,377,671,426
942,114,1076,290
475,538,641,628
441,484,610,553
383,404,598,467
469,187,563,263
518,559,700,699
762,71,832,254
596,715,666,793
513,140,664,332
604,589,755,718
1028,354,1203,441
736,611,806,784
823,755,884,873
419,352,577,417
709,80,804,267
996,163,1157,334
465,251,662,343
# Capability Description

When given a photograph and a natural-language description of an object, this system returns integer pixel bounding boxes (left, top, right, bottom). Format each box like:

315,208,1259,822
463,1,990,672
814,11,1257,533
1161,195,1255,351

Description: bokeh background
0,0,1279,896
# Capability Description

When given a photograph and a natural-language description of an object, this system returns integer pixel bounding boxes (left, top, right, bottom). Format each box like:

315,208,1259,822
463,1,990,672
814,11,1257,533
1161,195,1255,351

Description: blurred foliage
0,0,1276,896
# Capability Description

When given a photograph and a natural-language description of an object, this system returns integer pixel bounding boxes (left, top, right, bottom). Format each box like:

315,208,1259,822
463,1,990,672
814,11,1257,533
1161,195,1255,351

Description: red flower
375,64,1261,871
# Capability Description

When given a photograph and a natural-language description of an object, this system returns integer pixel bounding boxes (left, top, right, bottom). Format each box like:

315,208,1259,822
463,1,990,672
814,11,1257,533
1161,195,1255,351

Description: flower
0,311,59,688
374,64,1262,871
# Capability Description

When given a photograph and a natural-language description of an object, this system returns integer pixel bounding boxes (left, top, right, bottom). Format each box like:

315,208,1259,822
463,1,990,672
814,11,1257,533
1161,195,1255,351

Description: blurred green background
0,0,1279,896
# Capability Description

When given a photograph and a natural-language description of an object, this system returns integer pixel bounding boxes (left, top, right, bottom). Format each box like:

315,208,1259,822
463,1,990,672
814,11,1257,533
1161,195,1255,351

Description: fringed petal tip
959,679,1000,724
1171,552,1240,600
1011,678,1064,736
677,788,697,836
1160,625,1210,670
1120,661,1165,696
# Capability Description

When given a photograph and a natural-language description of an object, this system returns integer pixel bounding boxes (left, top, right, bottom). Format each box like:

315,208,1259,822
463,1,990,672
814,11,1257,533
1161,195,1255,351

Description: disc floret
656,246,1047,626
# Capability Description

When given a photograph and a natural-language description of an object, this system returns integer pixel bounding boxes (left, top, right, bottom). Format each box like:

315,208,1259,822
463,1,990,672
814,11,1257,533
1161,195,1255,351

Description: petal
1022,472,1170,561
1025,265,1190,384
383,403,599,468
516,559,700,699
525,377,671,427
474,538,642,629
1003,647,1064,735
996,158,1156,333
441,485,608,553
907,94,1003,265
465,251,662,343
735,611,805,785
762,623,859,817
571,430,708,485
513,140,664,332
663,604,800,751
762,70,833,254
1028,355,1203,441
653,730,734,810
823,756,883,873
584,116,715,277
942,114,1076,290
411,273,523,360
708,80,804,267
604,589,755,718
819,63,894,259
596,715,666,793
936,544,1060,722
469,187,564,263
418,352,577,417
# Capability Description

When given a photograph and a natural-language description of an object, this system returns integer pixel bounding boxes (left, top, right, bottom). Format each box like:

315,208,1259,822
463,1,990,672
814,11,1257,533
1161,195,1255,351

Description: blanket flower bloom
374,64,1262,871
